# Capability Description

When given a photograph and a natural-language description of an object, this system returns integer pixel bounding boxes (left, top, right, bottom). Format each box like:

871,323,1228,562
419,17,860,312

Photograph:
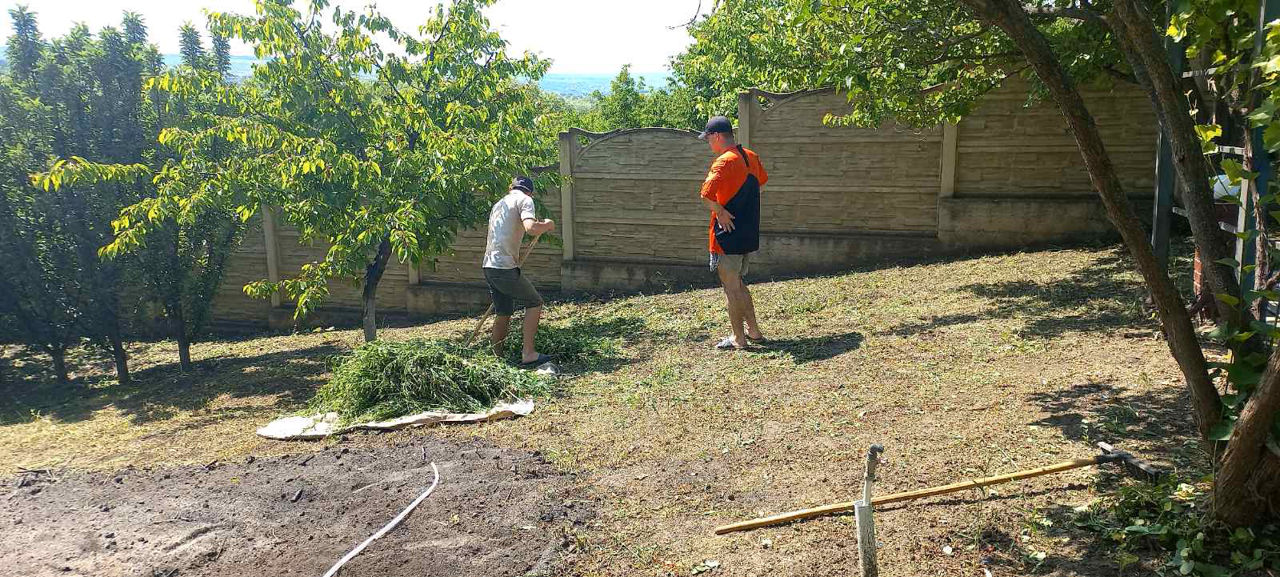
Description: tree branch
1100,64,1139,85
1026,5,1109,28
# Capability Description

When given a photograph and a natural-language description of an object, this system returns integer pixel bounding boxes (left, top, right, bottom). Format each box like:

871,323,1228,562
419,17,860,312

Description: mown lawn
0,243,1211,576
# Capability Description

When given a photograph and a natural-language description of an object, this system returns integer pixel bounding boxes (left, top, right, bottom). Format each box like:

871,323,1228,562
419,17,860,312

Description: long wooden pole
466,234,542,346
714,456,1103,535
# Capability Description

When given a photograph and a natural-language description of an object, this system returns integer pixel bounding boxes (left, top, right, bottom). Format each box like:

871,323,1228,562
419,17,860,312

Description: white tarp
257,399,536,441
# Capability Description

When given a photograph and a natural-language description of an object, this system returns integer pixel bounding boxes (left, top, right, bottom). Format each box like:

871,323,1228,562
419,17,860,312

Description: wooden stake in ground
465,234,542,346
856,445,883,577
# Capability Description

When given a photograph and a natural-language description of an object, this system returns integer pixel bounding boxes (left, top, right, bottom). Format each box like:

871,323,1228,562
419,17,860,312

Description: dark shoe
520,353,554,367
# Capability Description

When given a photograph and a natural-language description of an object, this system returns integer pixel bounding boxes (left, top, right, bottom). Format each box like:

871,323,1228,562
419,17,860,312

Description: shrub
1074,479,1280,575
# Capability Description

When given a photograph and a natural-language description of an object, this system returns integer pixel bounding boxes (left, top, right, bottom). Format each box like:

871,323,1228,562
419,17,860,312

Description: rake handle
713,456,1103,535
466,234,542,346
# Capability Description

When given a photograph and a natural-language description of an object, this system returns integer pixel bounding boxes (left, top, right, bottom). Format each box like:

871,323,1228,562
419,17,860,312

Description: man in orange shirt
698,116,767,350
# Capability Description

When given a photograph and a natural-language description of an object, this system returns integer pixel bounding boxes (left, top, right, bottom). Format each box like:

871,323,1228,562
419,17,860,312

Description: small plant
1074,479,1280,575
310,339,552,424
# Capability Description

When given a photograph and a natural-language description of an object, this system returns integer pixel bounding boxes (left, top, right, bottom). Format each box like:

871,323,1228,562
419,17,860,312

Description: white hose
323,462,441,577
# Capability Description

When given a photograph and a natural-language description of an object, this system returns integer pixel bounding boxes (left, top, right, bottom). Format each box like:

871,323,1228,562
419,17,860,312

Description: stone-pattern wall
955,79,1155,198
208,80,1158,328
570,129,710,265
749,90,942,234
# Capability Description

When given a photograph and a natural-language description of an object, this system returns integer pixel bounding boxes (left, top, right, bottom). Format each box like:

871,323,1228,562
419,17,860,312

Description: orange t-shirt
699,147,768,254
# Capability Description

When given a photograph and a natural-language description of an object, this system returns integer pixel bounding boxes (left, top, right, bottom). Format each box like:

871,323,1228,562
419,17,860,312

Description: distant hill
157,54,668,97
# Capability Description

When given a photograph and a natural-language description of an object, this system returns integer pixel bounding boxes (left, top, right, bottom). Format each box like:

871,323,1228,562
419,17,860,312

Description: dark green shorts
483,267,543,316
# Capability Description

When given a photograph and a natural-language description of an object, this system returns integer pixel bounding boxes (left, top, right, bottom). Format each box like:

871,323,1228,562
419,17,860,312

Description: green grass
493,312,639,367
1,241,1219,577
310,339,551,424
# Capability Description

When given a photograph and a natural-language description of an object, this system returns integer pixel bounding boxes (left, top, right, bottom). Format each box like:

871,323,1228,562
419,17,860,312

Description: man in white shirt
482,176,556,366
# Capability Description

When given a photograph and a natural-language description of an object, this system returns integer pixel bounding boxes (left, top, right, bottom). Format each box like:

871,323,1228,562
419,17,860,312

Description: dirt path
0,437,590,577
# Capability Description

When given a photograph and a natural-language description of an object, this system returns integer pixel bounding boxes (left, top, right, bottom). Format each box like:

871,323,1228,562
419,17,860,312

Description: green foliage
5,6,41,84
494,313,638,367
671,0,1125,128
39,0,558,336
0,74,79,376
1172,0,1280,450
580,65,703,131
1075,479,1280,575
311,338,551,424
0,8,165,382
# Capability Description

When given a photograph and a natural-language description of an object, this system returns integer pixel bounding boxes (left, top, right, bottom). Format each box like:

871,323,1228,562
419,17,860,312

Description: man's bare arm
523,218,556,235
702,197,735,232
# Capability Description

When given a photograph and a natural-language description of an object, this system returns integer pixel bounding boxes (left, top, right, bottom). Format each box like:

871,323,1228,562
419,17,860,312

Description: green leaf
1216,293,1242,306
1266,122,1280,152
1197,124,1223,153
1207,324,1236,341
1216,257,1241,268
1194,562,1230,577
1209,418,1237,441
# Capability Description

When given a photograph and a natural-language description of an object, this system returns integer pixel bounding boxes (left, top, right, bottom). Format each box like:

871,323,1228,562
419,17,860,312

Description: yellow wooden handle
714,456,1101,535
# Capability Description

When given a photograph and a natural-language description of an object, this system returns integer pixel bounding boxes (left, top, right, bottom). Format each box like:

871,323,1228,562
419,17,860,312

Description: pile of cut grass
310,339,551,424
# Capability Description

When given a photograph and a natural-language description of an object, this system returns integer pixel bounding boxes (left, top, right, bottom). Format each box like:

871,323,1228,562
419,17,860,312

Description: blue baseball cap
698,116,733,140
511,175,534,193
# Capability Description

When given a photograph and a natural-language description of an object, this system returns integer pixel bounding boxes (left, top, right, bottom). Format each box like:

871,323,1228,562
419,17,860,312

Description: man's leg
491,315,512,356
742,284,764,340
521,306,542,364
717,265,748,347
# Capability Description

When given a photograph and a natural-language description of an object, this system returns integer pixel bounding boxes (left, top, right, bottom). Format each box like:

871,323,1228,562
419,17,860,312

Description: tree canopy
42,0,557,342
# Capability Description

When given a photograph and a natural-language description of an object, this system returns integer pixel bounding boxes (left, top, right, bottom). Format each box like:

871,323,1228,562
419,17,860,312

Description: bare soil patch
0,437,590,577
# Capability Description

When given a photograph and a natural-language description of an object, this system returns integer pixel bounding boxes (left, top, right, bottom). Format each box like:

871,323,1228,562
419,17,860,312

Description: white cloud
0,0,707,74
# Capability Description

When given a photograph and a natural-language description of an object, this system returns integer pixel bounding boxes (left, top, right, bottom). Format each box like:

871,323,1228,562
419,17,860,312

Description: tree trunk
1110,0,1245,328
107,325,130,386
177,333,193,372
174,308,192,372
361,237,393,343
1216,345,1280,525
962,0,1223,439
49,346,69,383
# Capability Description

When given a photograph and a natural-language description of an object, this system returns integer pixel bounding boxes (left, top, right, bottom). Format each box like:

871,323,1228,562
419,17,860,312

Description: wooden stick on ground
465,234,542,346
714,456,1104,535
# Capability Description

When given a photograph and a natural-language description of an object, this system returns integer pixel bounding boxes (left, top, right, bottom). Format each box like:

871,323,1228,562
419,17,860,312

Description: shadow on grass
0,343,341,427
1024,381,1200,468
753,331,864,364
888,254,1153,338
969,522,1124,576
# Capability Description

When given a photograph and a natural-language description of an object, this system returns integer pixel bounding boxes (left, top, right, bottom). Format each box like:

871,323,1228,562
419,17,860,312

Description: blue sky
0,0,710,74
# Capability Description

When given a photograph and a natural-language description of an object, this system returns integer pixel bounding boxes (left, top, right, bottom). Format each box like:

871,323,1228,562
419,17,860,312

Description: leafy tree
43,0,554,343
678,0,1280,525
4,6,41,85
0,74,81,382
1,9,166,385
582,65,704,131
178,23,205,69
130,24,247,371
210,29,231,78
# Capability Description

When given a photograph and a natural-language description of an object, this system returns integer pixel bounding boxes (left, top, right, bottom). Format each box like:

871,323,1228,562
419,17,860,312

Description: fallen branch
323,462,440,577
